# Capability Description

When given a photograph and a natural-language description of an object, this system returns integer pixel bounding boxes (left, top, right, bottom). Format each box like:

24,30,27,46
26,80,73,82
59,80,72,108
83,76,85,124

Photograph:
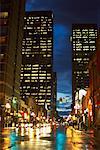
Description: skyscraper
72,24,98,106
0,0,25,126
52,72,57,112
20,11,55,112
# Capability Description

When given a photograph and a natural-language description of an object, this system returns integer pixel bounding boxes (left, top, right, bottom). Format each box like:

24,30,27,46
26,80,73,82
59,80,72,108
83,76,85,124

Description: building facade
51,72,57,118
0,0,25,127
72,24,98,108
20,11,55,113
88,34,100,127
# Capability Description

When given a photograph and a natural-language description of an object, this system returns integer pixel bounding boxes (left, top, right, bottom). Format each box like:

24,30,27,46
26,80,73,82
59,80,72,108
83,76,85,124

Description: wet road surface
0,124,100,150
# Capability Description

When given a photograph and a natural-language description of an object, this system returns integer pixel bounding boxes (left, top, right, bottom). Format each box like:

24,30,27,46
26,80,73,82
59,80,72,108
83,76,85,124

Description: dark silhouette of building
88,34,100,127
0,0,25,127
52,72,57,108
20,11,56,112
72,24,98,108
51,72,57,118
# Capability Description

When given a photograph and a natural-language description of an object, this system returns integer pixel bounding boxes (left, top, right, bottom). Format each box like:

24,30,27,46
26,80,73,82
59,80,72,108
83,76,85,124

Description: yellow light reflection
21,127,25,136
67,127,84,150
35,128,40,139
29,128,34,141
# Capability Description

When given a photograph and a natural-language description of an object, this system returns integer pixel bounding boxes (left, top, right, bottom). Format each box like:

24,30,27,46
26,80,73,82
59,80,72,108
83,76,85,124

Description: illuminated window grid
72,24,98,94
20,11,53,106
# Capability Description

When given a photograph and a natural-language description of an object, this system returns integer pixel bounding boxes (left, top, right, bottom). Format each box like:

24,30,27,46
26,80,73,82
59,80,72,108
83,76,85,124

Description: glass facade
20,11,54,108
0,0,25,104
72,24,98,101
0,11,8,67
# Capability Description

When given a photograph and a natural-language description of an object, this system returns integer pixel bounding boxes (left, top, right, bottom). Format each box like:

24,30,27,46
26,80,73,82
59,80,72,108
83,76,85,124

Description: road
0,124,100,150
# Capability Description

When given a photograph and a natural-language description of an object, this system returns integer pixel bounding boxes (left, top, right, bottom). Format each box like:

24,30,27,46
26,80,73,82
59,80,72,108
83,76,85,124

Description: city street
0,124,100,150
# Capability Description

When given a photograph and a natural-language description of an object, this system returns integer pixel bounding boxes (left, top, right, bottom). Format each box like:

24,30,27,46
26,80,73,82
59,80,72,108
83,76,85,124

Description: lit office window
0,12,8,18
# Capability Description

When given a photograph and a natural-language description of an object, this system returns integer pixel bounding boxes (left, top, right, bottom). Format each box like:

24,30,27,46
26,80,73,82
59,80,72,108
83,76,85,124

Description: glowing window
0,12,8,18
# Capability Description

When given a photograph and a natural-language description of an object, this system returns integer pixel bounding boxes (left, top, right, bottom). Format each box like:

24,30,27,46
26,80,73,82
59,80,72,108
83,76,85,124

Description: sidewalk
71,126,94,136
0,129,18,149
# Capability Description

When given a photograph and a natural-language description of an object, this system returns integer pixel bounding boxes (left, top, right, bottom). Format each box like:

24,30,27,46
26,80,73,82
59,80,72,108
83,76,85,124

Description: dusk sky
26,0,99,101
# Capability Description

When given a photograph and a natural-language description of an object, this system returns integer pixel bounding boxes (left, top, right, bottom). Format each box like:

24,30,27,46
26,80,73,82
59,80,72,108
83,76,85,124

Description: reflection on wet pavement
0,125,100,150
55,127,66,150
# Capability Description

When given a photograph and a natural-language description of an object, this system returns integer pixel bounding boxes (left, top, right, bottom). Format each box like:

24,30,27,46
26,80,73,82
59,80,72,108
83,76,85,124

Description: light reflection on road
0,124,100,150
66,127,95,150
55,127,66,150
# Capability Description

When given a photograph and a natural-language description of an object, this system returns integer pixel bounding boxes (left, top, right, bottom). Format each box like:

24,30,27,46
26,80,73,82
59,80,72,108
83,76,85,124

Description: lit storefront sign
88,99,92,117
95,101,100,108
12,97,18,110
74,104,80,114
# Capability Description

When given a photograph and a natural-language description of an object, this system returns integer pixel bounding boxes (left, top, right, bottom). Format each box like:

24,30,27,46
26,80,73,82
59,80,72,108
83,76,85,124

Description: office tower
0,0,25,126
52,72,57,111
72,24,98,106
52,72,57,105
20,11,55,111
